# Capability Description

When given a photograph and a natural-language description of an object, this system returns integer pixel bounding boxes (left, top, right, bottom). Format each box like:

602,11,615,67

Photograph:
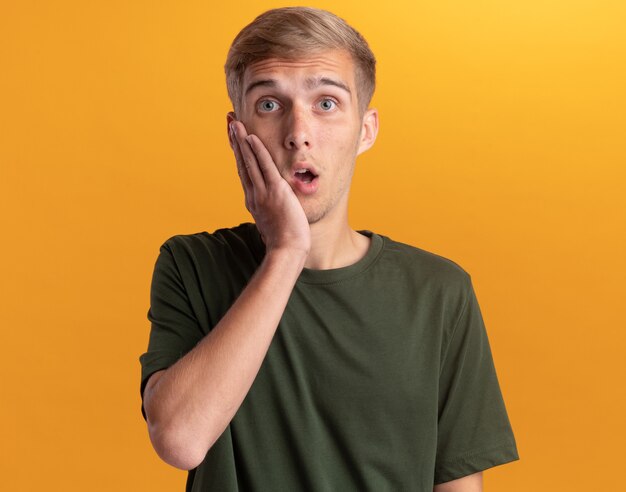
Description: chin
304,207,328,225
302,198,342,225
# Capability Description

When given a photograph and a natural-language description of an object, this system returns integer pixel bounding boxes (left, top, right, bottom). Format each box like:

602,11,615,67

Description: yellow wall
1,1,624,490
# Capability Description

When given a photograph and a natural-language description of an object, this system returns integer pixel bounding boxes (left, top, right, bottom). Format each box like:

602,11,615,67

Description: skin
227,49,378,270
143,47,482,490
434,473,483,491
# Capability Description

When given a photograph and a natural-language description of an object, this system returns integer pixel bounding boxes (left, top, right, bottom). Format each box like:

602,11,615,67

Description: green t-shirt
139,223,519,491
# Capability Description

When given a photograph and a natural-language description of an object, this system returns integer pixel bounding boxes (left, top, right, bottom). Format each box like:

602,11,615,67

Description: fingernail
229,122,235,137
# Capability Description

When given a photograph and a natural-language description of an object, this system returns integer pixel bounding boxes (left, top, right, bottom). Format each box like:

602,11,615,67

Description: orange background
1,1,625,490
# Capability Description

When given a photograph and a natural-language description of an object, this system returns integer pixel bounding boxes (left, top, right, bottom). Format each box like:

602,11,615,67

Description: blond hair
225,7,376,116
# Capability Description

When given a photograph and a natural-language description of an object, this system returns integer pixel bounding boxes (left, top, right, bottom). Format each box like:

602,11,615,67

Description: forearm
434,472,483,492
143,248,306,469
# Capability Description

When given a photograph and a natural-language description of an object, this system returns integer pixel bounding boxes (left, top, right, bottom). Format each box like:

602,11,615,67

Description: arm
143,121,310,470
434,472,483,492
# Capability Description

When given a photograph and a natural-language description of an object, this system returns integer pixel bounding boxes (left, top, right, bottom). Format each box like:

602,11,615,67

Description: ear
356,108,379,156
226,111,237,148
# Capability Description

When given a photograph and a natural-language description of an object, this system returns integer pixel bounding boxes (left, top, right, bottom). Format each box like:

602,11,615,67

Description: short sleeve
434,278,519,484
138,241,205,420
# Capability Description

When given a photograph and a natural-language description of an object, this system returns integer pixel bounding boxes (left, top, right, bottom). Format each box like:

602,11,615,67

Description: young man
139,7,519,491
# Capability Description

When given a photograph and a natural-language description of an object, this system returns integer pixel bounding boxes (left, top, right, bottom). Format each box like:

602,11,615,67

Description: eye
317,98,337,111
258,99,280,112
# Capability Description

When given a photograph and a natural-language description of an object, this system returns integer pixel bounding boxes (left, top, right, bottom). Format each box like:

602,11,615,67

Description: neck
304,207,371,270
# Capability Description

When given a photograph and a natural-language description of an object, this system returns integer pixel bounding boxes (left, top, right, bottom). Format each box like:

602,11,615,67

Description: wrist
264,246,309,272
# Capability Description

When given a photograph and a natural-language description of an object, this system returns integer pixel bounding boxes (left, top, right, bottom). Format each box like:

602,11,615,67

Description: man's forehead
243,50,356,91
244,75,353,99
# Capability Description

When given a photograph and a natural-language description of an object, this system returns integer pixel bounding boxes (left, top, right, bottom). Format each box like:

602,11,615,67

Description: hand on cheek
228,120,311,257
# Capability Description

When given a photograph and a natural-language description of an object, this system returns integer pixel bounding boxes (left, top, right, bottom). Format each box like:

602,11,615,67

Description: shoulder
155,222,262,279
162,222,259,256
375,234,480,349
377,233,472,293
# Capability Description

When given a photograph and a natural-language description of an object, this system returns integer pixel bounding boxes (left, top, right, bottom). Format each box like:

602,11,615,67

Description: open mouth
294,169,318,184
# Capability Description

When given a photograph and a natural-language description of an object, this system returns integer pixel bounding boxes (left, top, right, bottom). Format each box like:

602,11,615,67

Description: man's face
233,49,378,225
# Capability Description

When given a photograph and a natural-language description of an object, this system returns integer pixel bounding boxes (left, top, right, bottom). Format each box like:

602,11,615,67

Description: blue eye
259,100,279,112
318,98,337,111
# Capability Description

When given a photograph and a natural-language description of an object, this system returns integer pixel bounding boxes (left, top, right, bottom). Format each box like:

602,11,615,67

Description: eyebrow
306,76,352,95
244,76,352,97
244,79,277,96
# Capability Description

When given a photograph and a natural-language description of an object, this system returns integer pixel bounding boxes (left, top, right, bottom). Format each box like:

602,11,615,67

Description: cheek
244,120,279,148
322,124,360,156
256,131,280,150
252,130,283,164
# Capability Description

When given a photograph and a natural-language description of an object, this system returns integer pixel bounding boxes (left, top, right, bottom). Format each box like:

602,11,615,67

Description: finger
233,122,267,194
230,125,253,194
245,134,283,187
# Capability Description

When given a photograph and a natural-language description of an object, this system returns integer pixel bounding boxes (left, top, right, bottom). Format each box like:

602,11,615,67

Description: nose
283,105,311,150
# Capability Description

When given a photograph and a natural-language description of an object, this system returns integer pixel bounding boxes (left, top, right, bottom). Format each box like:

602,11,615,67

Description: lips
294,169,317,183
290,163,319,195
292,163,319,181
